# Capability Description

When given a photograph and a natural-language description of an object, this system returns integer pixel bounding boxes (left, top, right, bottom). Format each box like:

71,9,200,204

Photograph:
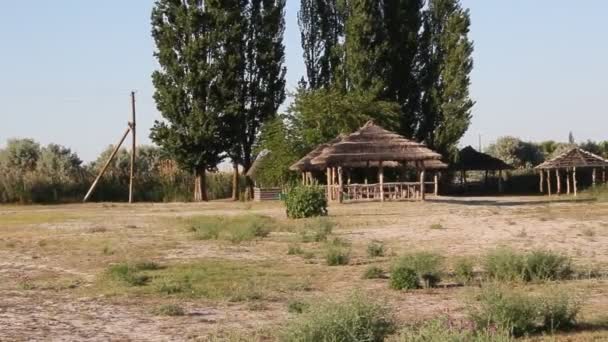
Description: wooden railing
326,182,436,202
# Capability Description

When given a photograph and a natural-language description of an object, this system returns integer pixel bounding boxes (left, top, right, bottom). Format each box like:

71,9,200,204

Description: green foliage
285,186,328,219
363,266,385,279
484,248,572,282
393,319,512,342
281,293,395,342
287,244,304,255
470,285,581,337
188,215,274,243
106,262,160,286
485,137,544,169
299,217,334,242
454,257,476,285
393,252,443,288
367,240,385,258
389,266,419,290
325,243,350,266
153,304,185,316
287,300,309,314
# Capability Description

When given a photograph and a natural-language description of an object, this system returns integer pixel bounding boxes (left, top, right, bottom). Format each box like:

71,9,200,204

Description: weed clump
287,300,309,314
363,266,385,279
106,262,160,286
391,252,443,289
325,243,350,266
393,319,511,342
299,217,334,242
153,304,185,316
484,248,572,282
367,240,385,258
454,257,476,285
188,215,274,243
282,293,395,342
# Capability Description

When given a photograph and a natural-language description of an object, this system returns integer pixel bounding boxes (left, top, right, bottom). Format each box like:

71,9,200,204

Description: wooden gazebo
535,147,608,196
291,121,446,202
453,146,514,193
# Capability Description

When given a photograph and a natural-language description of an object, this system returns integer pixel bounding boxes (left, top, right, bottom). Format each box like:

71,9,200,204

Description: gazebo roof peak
535,147,608,170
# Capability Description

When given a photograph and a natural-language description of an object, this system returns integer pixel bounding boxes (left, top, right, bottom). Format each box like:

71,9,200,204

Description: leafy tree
0,138,41,171
298,0,344,89
568,131,575,145
486,137,544,169
150,0,232,201
418,0,474,158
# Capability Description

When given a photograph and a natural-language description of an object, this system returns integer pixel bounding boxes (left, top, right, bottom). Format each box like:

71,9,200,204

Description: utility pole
129,91,136,204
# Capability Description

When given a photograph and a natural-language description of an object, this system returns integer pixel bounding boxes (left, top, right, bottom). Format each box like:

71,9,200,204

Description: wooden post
420,167,426,201
540,170,544,193
556,169,561,195
498,170,504,193
592,168,597,187
326,167,331,201
129,91,137,204
434,173,439,196
338,167,343,203
378,161,384,202
84,127,131,202
573,167,578,197
566,169,571,195
546,170,552,196
603,167,606,183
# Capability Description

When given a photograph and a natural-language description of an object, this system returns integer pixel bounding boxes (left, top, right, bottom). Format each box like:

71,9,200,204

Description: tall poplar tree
150,0,233,201
417,0,474,158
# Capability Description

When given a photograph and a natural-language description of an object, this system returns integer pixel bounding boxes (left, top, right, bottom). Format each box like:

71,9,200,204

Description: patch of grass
454,257,476,285
281,293,395,342
470,284,581,337
102,245,114,256
363,266,385,279
188,215,274,243
287,300,309,314
429,223,444,230
88,226,107,233
287,244,304,255
484,248,526,282
153,304,185,316
299,217,334,243
392,252,443,289
325,244,350,266
484,248,572,282
390,266,418,290
392,319,512,342
367,240,385,258
106,262,158,286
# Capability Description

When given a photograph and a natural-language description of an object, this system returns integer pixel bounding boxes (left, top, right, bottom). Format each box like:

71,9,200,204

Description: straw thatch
310,121,442,167
535,147,608,170
289,136,344,172
453,146,513,171
246,149,270,178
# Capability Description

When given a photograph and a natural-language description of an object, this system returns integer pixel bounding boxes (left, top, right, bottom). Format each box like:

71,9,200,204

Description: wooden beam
379,161,384,202
592,168,597,187
498,169,503,193
129,91,136,204
434,173,439,196
326,167,331,201
566,169,571,195
546,170,552,196
556,169,561,195
540,170,544,193
573,167,578,197
420,167,426,201
84,127,131,202
338,167,343,203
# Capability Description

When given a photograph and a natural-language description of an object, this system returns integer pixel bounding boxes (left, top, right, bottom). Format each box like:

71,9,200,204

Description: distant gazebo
291,121,446,202
453,146,514,193
535,147,608,196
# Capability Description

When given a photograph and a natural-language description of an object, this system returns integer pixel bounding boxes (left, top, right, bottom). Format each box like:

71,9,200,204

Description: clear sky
1,1,607,162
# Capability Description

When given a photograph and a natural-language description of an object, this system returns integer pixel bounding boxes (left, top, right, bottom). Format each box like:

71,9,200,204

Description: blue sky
1,1,607,161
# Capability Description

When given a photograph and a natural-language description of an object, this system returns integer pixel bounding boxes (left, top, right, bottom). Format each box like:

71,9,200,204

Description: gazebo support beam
378,161,384,202
498,169,503,193
566,169,571,195
556,169,561,195
434,173,439,196
546,170,552,196
573,167,578,196
338,167,343,203
592,168,597,187
326,167,331,201
420,166,426,201
539,170,544,193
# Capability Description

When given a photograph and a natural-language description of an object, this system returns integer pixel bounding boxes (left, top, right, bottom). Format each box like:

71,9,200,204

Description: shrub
363,266,385,279
299,217,334,242
524,250,572,282
390,267,419,290
454,257,476,285
189,215,274,243
484,248,526,282
325,244,350,266
281,293,395,342
153,304,185,316
392,319,512,342
367,241,385,258
470,284,581,337
106,262,155,286
287,300,309,314
284,186,328,219
393,252,443,288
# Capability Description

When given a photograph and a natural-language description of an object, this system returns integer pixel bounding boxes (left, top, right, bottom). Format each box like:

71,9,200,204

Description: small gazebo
453,146,514,193
535,147,608,196
291,121,446,202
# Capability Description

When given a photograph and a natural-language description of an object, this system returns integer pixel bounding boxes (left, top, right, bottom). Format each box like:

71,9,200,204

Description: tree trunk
194,166,208,202
232,162,239,201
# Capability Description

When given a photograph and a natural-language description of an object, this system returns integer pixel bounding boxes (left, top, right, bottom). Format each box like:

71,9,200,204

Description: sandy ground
1,196,607,341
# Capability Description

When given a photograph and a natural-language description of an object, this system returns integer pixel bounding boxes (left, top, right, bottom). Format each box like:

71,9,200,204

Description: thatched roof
246,149,270,178
453,146,513,171
309,121,442,167
535,147,608,170
289,136,344,172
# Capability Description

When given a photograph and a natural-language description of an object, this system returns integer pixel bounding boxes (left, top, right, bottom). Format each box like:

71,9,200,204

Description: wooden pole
546,170,552,196
420,167,426,201
379,161,384,202
573,167,578,196
326,167,331,201
592,168,597,187
498,169,503,193
434,173,439,196
603,167,606,183
338,167,343,203
84,127,131,202
540,170,544,193
129,91,136,204
566,169,571,195
556,169,561,195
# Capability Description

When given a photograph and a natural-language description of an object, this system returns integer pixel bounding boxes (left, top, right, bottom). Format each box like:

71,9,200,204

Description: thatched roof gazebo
292,121,446,202
535,147,608,196
453,146,514,193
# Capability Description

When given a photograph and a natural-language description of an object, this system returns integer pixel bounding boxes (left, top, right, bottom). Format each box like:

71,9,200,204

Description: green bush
281,293,395,342
470,284,581,337
390,267,419,290
284,186,328,219
392,319,512,342
393,252,443,288
325,244,350,266
484,248,572,282
299,217,334,242
367,240,385,258
189,215,274,243
363,266,385,279
454,257,476,285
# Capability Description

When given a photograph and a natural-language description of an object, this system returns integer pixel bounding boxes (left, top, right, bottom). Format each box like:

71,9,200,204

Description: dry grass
1,197,607,340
